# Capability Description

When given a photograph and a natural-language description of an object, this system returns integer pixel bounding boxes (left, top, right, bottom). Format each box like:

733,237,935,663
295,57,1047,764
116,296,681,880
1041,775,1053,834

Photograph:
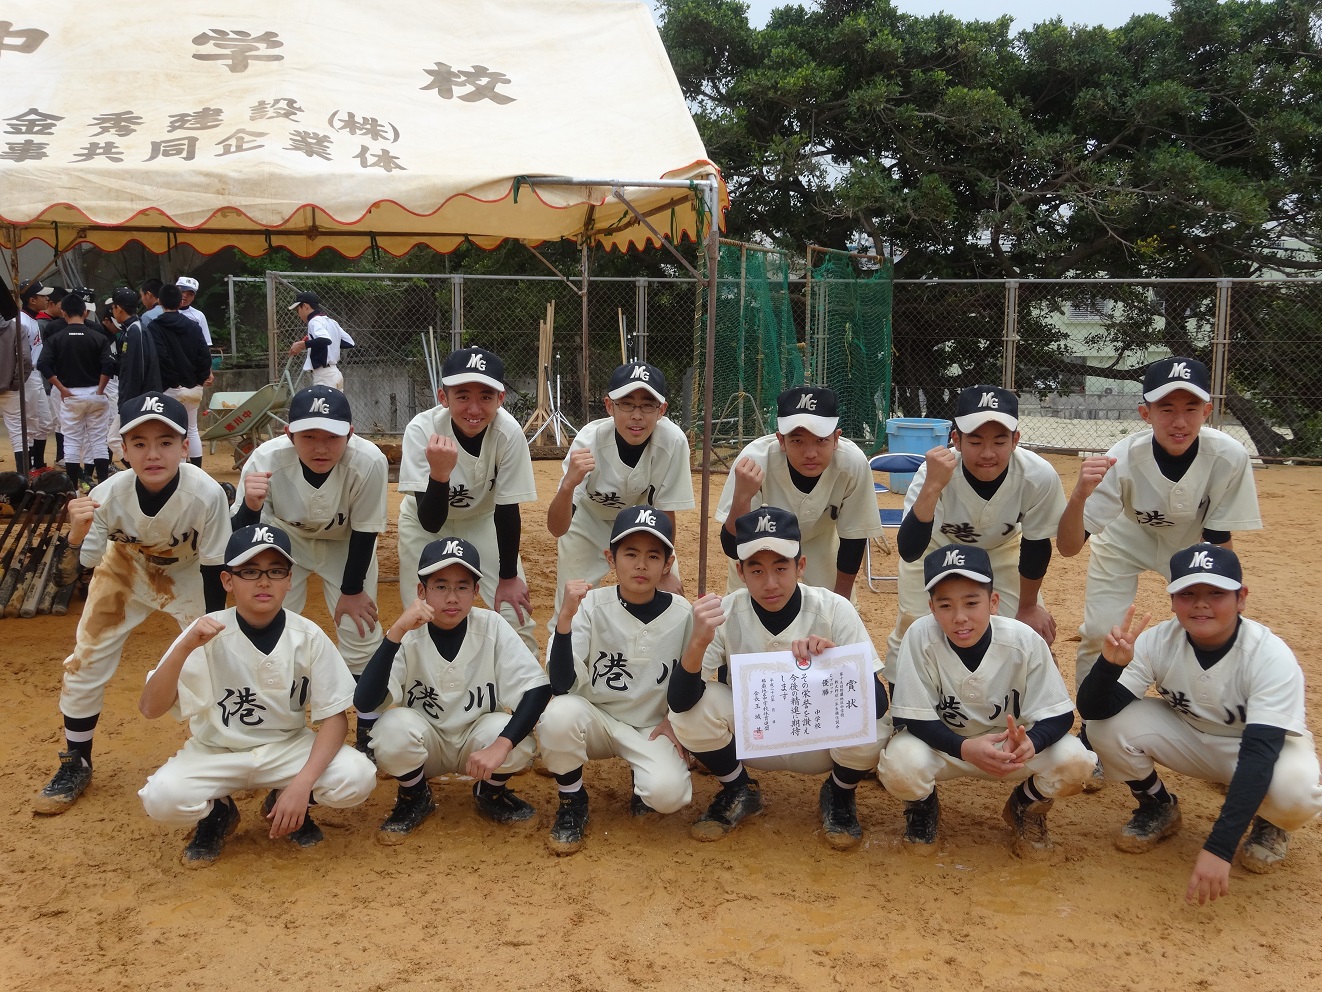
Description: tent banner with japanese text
0,0,724,256
729,643,878,759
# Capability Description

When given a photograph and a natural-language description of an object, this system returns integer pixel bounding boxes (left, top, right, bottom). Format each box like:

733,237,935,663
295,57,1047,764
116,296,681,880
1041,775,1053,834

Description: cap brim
120,412,186,435
225,543,297,569
736,536,801,561
954,411,1018,433
1166,573,1241,594
287,301,302,311
608,382,667,403
442,372,504,391
287,416,351,436
418,556,482,579
610,523,674,551
925,567,994,591
776,414,839,437
1143,382,1211,404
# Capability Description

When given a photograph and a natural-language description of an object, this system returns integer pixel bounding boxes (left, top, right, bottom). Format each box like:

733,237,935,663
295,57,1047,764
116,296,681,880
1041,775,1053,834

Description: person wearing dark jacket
109,287,161,405
150,283,211,468
36,293,113,488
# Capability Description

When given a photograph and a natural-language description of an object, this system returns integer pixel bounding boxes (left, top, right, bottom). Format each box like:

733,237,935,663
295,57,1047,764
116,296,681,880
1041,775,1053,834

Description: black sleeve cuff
1025,710,1073,754
1076,657,1138,721
353,638,401,713
1018,537,1053,581
415,479,450,533
897,512,932,562
548,631,577,694
201,565,227,613
720,525,739,560
231,500,261,529
493,502,520,581
668,665,706,713
836,537,866,576
340,529,377,596
874,675,889,717
904,718,967,760
500,684,553,746
309,337,330,369
1203,725,1287,862
1203,528,1232,545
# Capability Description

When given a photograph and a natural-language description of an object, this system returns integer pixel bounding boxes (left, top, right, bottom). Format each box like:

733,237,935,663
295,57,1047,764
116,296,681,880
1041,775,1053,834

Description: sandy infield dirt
2,450,1319,992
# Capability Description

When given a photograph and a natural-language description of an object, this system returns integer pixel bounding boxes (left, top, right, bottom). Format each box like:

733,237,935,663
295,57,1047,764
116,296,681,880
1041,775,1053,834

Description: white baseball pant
538,694,691,814
102,378,123,461
139,732,376,827
1075,542,1160,688
24,370,55,439
311,366,344,391
283,534,382,676
0,389,23,459
369,707,536,779
58,387,111,467
165,384,205,459
1085,699,1322,831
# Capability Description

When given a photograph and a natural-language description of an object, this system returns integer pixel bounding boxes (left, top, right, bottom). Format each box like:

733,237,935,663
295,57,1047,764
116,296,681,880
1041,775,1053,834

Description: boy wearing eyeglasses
137,524,377,867
547,362,694,619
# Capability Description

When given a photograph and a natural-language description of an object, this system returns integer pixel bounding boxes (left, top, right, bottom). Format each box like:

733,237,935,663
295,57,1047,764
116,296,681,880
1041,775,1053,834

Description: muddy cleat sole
1115,795,1182,853
1239,816,1289,874
1002,792,1055,858
690,779,763,842
377,784,437,846
182,797,240,868
819,780,863,851
547,788,590,856
33,750,93,815
902,790,940,854
1081,761,1106,793
473,782,536,824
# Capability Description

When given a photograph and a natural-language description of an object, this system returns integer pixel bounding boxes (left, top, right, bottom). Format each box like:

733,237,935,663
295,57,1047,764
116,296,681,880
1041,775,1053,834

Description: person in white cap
715,386,882,600
1078,544,1322,904
882,384,1066,680
17,281,59,474
174,276,212,346
288,291,354,391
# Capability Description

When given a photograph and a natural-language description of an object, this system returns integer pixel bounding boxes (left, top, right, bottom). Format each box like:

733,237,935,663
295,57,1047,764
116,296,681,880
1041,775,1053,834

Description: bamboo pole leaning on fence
522,300,555,443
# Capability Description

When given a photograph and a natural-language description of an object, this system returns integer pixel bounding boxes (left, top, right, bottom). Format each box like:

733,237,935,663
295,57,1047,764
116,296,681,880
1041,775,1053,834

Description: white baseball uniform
552,415,694,614
20,311,56,442
60,463,231,719
1085,618,1322,829
880,615,1095,800
1075,427,1262,684
303,313,353,390
538,588,695,813
669,584,889,774
137,609,377,826
234,433,388,674
716,434,882,596
181,305,211,347
396,405,538,651
884,448,1067,677
368,607,550,779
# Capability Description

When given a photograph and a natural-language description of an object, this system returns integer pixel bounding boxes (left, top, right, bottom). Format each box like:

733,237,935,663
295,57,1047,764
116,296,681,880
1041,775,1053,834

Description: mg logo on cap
1189,549,1214,570
978,391,999,408
142,396,164,413
442,539,464,556
309,397,330,414
754,513,776,533
252,526,274,544
629,365,650,381
1169,361,1191,380
795,393,817,410
943,549,965,566
635,508,657,525
466,352,486,370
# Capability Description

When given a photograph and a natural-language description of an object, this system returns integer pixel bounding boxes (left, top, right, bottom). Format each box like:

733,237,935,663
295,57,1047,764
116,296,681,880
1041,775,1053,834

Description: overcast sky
648,0,1173,30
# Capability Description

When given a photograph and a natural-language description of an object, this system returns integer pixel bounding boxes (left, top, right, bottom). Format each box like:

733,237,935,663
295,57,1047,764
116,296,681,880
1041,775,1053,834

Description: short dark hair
140,277,163,296
158,284,183,309
60,293,87,318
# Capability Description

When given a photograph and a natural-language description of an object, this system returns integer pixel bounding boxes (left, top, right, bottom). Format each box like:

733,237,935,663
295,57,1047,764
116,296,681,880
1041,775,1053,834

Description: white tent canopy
0,0,725,257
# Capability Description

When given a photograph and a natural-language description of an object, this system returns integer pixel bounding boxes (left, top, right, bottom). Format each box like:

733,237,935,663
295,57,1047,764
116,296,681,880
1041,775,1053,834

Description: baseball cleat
902,790,940,853
354,721,376,764
33,750,92,815
629,793,659,819
1081,761,1106,793
377,783,437,846
819,779,863,851
182,796,240,868
473,782,536,824
1115,794,1182,853
218,481,237,504
1003,791,1054,858
546,788,590,856
690,778,763,841
261,789,326,848
1239,817,1289,873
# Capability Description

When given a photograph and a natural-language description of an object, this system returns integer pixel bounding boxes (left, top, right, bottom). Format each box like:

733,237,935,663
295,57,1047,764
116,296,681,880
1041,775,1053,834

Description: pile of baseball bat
0,473,84,619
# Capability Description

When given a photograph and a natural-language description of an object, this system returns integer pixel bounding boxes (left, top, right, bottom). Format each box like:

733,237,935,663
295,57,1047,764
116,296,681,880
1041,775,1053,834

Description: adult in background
36,293,113,489
150,283,212,468
0,286,33,469
18,281,59,472
108,286,162,419
175,276,212,346
288,291,354,391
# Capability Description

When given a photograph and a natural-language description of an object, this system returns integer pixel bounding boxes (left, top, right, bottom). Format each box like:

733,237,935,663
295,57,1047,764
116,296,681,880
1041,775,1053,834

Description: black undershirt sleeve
836,537,866,576
308,336,330,369
493,502,520,581
500,684,553,746
720,524,739,560
1203,528,1231,545
414,478,451,533
202,565,227,613
1025,710,1073,754
1075,658,1141,721
897,512,933,562
354,638,399,713
1018,537,1053,581
668,664,706,713
1204,725,1288,862
231,500,261,529
874,675,889,717
548,631,577,694
905,718,968,759
340,529,377,596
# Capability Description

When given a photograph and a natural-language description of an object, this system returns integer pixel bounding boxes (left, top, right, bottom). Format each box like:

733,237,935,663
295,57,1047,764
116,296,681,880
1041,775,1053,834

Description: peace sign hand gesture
1101,604,1151,667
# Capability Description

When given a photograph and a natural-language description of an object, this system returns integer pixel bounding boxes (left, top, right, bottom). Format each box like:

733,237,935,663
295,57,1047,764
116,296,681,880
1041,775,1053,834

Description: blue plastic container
884,417,952,494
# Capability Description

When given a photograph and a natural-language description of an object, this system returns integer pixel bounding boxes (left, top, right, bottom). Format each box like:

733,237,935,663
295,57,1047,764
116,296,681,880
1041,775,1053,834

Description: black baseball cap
954,385,1019,433
442,347,504,390
607,363,667,403
1167,543,1242,594
924,544,994,591
18,279,50,301
418,537,482,580
287,385,353,436
120,392,188,435
610,504,675,551
1143,357,1211,404
110,287,139,311
776,386,839,437
288,291,321,311
734,505,801,560
225,524,297,569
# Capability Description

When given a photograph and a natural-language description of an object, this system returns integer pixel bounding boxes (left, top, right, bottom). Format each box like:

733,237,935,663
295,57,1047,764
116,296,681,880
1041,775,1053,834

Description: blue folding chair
865,452,924,591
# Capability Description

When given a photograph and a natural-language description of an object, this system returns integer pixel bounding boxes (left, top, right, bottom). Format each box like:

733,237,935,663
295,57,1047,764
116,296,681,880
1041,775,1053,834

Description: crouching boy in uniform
1078,544,1322,904
879,545,1095,857
137,525,377,867
354,538,552,844
668,506,890,849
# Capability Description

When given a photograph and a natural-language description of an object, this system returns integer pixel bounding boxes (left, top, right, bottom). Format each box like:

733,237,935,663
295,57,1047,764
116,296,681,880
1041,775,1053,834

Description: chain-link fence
222,267,1322,459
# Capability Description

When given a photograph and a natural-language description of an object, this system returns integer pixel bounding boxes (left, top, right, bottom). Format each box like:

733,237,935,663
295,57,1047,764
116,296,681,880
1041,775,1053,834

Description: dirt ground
3,449,1321,992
